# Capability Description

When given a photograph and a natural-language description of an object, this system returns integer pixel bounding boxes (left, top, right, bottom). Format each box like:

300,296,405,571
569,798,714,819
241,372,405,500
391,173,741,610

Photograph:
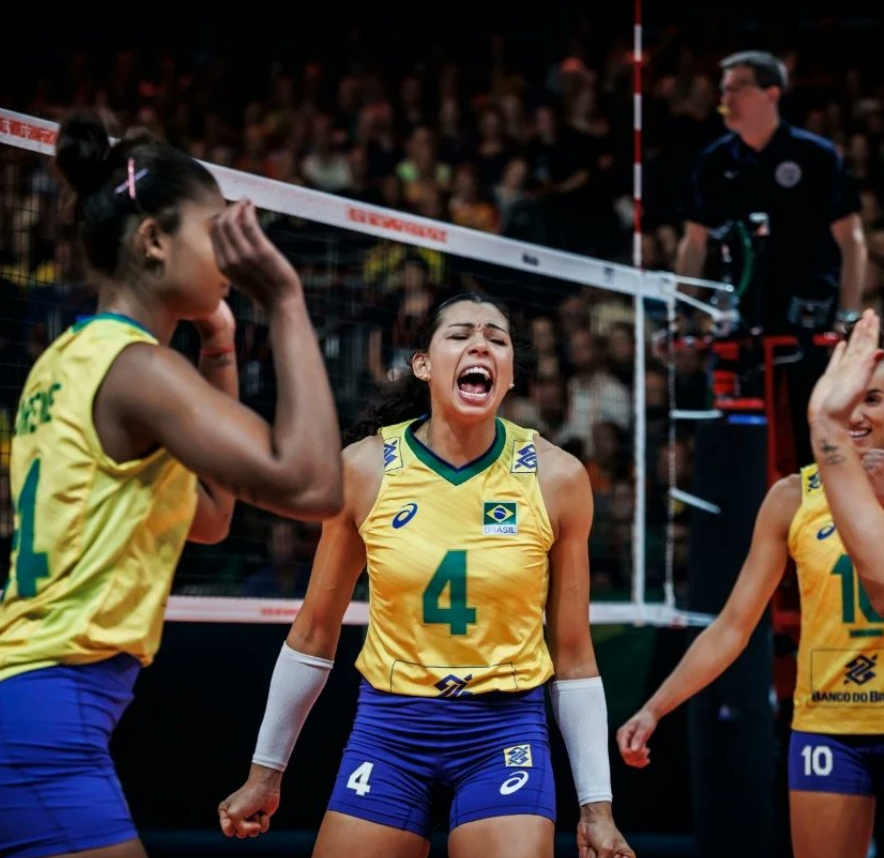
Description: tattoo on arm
819,438,847,466
204,354,234,368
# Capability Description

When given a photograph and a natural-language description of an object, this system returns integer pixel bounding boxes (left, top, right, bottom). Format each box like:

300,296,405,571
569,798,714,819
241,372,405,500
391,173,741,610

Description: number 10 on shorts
347,762,374,796
801,745,833,776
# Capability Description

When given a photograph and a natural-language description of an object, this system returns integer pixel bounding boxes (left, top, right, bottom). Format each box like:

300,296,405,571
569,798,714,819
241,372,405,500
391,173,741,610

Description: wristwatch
835,309,862,325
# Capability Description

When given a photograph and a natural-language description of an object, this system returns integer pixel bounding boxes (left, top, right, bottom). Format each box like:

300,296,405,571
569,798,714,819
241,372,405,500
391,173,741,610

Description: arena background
2,2,884,856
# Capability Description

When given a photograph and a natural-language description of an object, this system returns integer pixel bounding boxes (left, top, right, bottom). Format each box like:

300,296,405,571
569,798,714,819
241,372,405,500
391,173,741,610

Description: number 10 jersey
789,463,884,733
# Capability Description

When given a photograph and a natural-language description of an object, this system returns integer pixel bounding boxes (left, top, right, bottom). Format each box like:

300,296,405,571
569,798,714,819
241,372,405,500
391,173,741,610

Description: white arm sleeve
251,643,333,772
550,676,613,805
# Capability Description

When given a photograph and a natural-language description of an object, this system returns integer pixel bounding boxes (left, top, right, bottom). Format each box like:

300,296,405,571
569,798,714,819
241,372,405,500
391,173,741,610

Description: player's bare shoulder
763,473,803,534
770,473,803,512
535,435,589,486
534,436,592,530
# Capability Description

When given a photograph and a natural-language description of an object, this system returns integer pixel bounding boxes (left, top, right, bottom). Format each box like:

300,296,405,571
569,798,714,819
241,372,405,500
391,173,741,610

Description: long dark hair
347,291,522,442
54,110,219,278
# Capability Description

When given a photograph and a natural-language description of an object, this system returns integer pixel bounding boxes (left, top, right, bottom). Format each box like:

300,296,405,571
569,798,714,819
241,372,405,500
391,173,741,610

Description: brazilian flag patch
483,502,518,535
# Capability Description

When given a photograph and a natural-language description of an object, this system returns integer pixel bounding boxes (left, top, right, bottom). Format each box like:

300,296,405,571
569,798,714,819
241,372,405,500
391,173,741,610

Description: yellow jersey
789,464,884,733
0,314,198,682
355,417,555,697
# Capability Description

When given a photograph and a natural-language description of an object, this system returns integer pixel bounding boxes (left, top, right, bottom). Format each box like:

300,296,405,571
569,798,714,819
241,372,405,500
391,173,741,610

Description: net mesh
0,108,713,625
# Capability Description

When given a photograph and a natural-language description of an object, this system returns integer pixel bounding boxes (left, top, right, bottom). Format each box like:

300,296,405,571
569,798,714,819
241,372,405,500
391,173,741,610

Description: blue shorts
0,654,141,858
327,680,556,838
789,730,884,796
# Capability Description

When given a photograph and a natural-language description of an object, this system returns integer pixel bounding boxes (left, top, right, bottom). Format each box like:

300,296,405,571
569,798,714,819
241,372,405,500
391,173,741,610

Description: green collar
405,418,505,486
71,312,154,337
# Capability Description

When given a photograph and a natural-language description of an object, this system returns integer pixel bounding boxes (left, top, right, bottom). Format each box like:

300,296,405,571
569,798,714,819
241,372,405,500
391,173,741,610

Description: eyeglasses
720,81,763,96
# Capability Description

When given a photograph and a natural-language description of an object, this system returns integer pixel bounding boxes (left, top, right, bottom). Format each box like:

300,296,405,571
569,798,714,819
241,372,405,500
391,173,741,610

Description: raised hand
808,309,882,425
212,200,302,310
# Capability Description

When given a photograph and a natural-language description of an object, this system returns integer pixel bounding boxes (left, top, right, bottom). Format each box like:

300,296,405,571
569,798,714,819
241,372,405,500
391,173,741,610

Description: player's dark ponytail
55,112,113,199
54,109,220,278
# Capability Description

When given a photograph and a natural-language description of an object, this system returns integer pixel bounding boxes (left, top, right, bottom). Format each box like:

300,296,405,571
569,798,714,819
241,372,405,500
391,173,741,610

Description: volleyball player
218,293,634,858
0,111,343,858
617,310,884,858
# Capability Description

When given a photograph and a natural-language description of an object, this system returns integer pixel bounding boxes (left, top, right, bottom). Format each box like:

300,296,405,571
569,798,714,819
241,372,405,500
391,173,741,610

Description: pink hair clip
114,158,149,199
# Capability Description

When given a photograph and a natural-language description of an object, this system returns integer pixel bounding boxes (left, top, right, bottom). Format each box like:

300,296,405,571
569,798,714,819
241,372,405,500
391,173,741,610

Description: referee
677,50,867,466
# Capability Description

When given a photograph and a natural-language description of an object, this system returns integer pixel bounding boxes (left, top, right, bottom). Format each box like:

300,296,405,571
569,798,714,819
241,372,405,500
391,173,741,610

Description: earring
509,382,515,389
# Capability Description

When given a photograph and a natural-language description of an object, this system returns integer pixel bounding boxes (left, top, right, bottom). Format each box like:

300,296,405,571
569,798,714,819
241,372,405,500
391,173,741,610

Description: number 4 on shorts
346,761,374,796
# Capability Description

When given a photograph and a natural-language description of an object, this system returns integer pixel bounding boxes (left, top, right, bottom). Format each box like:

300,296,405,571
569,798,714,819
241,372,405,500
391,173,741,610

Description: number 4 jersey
0,314,197,683
355,417,555,697
789,464,884,733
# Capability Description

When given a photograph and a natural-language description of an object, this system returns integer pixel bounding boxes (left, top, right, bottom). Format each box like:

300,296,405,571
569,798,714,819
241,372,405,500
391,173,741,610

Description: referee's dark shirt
686,122,860,332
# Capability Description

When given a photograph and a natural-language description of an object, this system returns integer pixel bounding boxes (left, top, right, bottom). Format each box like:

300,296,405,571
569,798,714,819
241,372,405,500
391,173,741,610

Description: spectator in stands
530,104,594,253
559,327,631,456
302,114,352,194
448,163,498,232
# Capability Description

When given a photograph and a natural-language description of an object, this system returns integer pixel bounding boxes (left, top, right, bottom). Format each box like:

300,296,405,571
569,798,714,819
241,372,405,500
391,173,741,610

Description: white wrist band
550,676,613,805
251,643,333,772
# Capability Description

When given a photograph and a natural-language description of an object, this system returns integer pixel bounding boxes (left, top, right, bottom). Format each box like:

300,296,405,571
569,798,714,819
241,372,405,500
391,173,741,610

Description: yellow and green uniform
789,464,884,733
356,417,555,697
0,313,197,683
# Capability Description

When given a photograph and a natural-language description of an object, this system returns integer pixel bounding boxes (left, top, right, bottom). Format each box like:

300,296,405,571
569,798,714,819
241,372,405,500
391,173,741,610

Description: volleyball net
0,107,722,626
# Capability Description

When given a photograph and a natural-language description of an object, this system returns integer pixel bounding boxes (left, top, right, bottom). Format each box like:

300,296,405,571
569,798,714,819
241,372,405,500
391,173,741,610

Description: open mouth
850,428,872,444
457,365,494,402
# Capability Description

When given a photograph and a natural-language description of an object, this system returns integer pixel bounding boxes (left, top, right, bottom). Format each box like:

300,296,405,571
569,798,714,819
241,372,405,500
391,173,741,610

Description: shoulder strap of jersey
499,417,539,476
379,419,414,474
799,463,823,503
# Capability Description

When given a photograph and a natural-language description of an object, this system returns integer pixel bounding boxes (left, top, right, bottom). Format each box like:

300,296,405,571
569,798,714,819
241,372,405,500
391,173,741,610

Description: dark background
112,621,693,856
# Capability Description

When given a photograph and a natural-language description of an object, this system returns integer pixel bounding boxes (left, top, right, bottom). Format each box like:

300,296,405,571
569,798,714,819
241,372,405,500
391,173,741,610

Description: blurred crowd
2,9,884,598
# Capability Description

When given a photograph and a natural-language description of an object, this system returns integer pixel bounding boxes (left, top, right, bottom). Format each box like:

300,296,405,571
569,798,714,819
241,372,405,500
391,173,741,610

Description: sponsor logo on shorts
500,771,530,795
483,502,518,535
504,744,533,768
435,673,473,698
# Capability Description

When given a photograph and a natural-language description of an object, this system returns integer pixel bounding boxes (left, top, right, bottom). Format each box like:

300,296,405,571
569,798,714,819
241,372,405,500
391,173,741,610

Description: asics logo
817,522,836,540
392,503,418,529
500,771,530,795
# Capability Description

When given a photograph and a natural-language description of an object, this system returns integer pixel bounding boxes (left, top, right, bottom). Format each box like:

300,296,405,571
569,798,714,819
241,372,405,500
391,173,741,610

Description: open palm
808,310,882,424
